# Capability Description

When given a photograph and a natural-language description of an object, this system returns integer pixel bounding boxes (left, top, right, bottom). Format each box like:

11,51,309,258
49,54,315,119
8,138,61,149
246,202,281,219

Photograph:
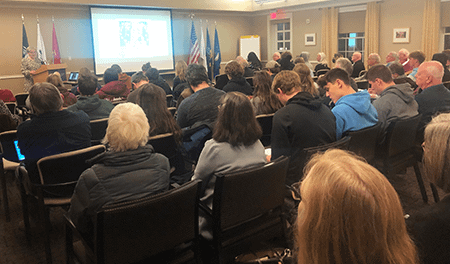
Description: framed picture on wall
393,28,410,43
305,33,316,46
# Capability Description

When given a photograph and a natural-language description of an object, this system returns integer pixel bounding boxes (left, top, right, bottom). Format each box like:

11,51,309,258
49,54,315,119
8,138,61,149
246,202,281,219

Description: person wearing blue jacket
324,68,378,139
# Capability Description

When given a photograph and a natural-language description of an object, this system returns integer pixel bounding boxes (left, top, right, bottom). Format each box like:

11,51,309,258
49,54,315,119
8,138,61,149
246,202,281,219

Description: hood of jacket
336,90,373,115
287,91,323,110
88,145,155,167
75,95,103,112
100,80,129,96
380,83,415,104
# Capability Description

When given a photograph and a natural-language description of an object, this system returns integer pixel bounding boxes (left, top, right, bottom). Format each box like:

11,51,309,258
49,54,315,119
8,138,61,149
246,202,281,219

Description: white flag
37,22,47,64
199,22,207,69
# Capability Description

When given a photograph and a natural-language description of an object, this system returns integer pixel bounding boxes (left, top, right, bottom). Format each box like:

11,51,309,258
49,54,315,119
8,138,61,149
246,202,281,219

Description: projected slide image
119,21,150,48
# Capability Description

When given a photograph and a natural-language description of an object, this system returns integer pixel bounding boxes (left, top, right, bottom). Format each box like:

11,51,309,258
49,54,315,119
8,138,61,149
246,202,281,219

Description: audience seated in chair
0,88,16,102
250,71,283,115
68,102,170,235
314,52,330,76
366,64,418,131
222,60,253,96
173,60,188,91
95,67,130,101
0,100,20,127
144,67,173,95
67,74,114,120
192,92,266,240
296,149,419,264
17,82,91,184
407,113,450,264
271,70,336,186
388,62,418,91
324,68,378,139
70,67,102,96
236,56,254,77
111,64,132,91
176,64,225,129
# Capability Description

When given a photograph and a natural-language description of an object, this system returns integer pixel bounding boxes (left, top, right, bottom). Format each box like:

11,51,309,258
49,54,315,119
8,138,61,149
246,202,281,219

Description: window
276,22,291,52
444,27,450,50
338,32,364,60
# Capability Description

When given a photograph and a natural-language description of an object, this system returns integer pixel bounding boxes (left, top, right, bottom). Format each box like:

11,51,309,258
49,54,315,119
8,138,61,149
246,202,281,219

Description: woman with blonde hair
46,72,77,107
297,149,418,264
314,52,330,76
408,113,450,264
173,60,188,90
293,63,318,97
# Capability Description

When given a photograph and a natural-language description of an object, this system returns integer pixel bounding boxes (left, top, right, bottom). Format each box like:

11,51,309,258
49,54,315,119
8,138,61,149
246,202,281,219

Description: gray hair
335,58,353,76
300,52,310,62
28,82,63,115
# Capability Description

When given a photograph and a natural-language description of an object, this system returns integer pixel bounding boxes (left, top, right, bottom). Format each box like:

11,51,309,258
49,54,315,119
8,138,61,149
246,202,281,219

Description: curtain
364,2,380,69
422,0,440,60
321,7,338,67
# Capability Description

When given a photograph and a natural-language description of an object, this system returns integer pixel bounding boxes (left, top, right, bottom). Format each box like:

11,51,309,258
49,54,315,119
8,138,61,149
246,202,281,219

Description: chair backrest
37,145,105,196
215,74,229,90
359,70,367,77
212,156,289,232
0,130,20,162
5,102,16,114
245,77,253,87
316,69,329,77
15,93,29,107
148,133,178,160
96,180,201,264
256,113,274,147
90,118,108,143
167,107,176,117
356,80,369,90
166,94,174,107
347,122,382,162
304,136,351,160
385,114,421,157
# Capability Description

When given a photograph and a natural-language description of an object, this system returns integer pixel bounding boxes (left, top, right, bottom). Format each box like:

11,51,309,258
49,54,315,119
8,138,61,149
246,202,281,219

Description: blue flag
206,27,212,79
214,27,221,78
22,23,29,58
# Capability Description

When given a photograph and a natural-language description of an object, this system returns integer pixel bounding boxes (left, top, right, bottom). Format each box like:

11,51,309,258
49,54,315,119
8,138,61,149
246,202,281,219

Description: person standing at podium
20,47,42,92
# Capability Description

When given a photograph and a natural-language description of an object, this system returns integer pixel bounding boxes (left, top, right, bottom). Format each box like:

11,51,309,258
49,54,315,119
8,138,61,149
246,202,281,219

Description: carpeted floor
0,164,445,263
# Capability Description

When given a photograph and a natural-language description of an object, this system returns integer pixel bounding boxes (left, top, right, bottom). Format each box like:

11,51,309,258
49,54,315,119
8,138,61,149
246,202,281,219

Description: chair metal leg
413,162,428,204
37,191,53,264
1,165,10,222
430,182,440,203
19,184,31,245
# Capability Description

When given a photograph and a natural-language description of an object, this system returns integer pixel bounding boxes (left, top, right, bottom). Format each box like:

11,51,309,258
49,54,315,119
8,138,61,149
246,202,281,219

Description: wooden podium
32,64,68,83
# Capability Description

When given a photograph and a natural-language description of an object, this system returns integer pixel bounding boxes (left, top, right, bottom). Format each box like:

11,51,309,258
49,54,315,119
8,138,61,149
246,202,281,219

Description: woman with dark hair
46,72,77,107
247,51,262,71
192,92,266,239
134,83,182,143
222,61,253,96
96,68,130,101
279,51,295,71
250,71,283,115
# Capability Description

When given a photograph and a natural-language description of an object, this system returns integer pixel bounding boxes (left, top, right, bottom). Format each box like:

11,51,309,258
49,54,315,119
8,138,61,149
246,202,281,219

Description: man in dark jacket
145,68,173,95
351,52,365,78
271,70,336,186
67,75,114,120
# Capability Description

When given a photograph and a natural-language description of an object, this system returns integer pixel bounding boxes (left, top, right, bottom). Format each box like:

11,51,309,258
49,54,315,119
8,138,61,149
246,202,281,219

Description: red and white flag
187,21,199,65
52,22,61,64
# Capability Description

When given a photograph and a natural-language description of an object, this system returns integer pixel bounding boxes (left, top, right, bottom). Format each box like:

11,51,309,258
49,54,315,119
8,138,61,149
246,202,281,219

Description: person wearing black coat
271,71,336,186
145,68,173,95
223,60,253,96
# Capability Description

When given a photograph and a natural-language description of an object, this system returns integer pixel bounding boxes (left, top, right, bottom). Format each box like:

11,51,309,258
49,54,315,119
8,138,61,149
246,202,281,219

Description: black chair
65,180,202,264
304,136,351,159
356,80,369,90
166,94,174,107
256,113,274,147
359,70,367,78
346,122,382,164
16,145,106,264
316,69,329,77
168,107,177,117
373,115,436,203
5,102,16,114
215,74,229,90
90,118,108,145
15,93,30,121
200,156,289,264
245,77,253,87
0,130,21,222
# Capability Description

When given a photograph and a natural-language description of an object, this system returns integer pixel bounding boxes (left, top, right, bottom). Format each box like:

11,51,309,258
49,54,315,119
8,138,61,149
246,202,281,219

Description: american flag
187,21,199,65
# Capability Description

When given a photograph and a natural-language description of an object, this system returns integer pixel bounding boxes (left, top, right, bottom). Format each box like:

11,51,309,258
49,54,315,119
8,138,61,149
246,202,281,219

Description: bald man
351,52,365,78
415,61,450,130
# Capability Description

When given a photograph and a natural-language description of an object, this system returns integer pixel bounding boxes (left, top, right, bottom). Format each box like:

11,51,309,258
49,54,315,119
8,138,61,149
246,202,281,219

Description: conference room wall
0,3,254,95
